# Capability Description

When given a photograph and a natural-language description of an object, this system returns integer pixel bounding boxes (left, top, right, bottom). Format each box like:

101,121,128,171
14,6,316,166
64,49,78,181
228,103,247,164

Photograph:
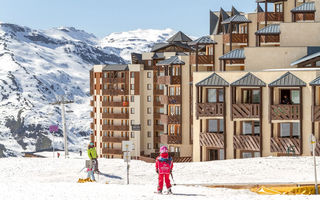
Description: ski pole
78,167,85,173
170,173,176,186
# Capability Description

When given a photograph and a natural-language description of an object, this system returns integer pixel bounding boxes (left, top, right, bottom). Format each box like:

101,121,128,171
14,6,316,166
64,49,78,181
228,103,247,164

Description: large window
207,119,224,133
242,151,260,158
242,89,260,104
280,89,300,105
279,122,300,138
169,105,180,115
242,121,260,136
169,86,180,96
207,88,224,103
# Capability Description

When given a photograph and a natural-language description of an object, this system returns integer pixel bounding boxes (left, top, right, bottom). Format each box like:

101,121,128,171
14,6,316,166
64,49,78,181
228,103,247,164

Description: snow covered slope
0,22,178,157
100,28,176,61
1,156,319,200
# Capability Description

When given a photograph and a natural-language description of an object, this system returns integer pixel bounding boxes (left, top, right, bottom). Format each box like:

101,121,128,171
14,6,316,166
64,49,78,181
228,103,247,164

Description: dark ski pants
158,174,171,191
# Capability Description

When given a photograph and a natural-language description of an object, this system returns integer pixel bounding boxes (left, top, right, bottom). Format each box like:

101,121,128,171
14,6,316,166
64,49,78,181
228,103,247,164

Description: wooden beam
300,86,303,155
223,86,227,160
230,86,234,120
312,86,315,135
230,22,233,51
247,23,249,47
212,44,215,71
260,87,263,157
196,45,199,72
265,1,268,27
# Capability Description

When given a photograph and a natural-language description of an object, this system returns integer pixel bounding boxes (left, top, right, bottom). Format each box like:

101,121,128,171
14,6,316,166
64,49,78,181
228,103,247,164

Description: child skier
86,160,96,181
155,145,173,194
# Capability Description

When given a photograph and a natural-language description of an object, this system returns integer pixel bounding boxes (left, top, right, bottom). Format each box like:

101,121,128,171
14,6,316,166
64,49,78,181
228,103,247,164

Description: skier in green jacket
88,142,99,173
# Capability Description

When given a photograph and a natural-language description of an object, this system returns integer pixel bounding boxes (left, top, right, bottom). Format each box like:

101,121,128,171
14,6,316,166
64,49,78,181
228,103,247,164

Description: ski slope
0,154,320,199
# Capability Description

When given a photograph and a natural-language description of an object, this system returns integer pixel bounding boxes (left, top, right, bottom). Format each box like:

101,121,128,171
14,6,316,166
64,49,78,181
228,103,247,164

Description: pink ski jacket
155,153,173,174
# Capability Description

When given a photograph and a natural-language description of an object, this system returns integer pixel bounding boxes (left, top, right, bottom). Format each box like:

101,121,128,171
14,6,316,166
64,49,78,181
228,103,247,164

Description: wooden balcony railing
153,100,163,107
270,137,300,155
102,113,129,119
102,125,129,131
257,12,284,22
233,135,260,151
190,55,214,65
157,76,171,85
154,124,164,131
223,33,248,44
260,35,280,43
295,13,315,21
160,134,182,145
160,95,181,105
102,148,122,155
102,136,129,143
196,103,224,118
171,76,181,85
271,105,300,120
90,111,94,118
102,89,129,96
102,101,129,107
200,132,224,148
232,104,260,119
160,114,181,124
154,112,161,119
90,122,94,129
313,106,320,121
103,77,125,83
154,89,164,95
90,100,94,106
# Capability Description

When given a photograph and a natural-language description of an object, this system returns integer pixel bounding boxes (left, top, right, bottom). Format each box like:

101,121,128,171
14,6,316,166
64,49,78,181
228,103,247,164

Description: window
131,84,134,90
207,119,224,133
147,120,152,126
242,121,260,136
242,89,260,104
147,72,152,78
147,143,152,149
130,96,134,102
147,131,152,137
148,60,152,66
280,122,300,138
104,84,107,90
131,108,135,114
147,84,152,90
169,87,175,96
280,89,300,105
147,96,151,102
132,144,135,150
131,72,135,78
207,88,224,103
147,107,152,114
169,105,180,115
131,132,135,138
242,152,260,158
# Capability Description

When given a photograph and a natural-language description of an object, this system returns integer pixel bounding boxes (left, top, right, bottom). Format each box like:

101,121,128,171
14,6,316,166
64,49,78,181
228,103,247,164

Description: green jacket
88,147,97,159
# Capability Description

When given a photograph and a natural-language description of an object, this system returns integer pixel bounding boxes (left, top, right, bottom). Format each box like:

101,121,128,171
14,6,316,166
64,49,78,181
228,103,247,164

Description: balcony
102,148,122,155
154,112,161,119
90,122,94,129
153,100,163,107
102,113,129,119
271,105,300,120
102,125,129,131
154,124,164,131
102,136,129,143
160,95,181,105
103,77,125,83
233,135,260,151
190,55,214,65
196,103,224,118
160,114,181,124
313,106,320,121
102,101,129,107
157,76,181,85
90,111,94,118
90,100,94,106
160,134,182,145
154,89,164,95
102,89,129,96
295,13,315,21
260,35,280,43
232,104,260,119
270,137,300,155
257,12,284,22
200,132,224,148
223,34,248,44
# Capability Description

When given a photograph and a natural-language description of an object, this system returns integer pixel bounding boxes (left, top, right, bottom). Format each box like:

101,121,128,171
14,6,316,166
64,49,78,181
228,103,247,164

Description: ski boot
167,188,172,195
157,190,162,194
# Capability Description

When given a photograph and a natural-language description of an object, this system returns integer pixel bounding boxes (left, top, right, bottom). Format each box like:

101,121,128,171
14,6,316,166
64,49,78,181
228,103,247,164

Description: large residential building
90,0,320,162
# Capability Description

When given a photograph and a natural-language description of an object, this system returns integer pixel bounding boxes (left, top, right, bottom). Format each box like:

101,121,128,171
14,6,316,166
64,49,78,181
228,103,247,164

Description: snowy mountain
0,22,175,157
100,28,176,61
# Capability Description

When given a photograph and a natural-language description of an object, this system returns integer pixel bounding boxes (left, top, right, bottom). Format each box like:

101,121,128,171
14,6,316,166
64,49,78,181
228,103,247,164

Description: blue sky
0,0,255,38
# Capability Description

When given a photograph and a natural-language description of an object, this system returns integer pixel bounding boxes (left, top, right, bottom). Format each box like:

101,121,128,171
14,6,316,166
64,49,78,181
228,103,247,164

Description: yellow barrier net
251,186,320,195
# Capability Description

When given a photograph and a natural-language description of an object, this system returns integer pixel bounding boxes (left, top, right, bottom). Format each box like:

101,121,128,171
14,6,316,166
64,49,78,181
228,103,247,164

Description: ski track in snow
0,154,320,199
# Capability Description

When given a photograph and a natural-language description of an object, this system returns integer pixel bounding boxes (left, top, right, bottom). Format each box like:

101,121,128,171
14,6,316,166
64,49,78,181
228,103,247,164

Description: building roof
291,51,320,66
103,64,128,71
269,72,306,87
257,4,264,12
210,11,219,35
151,42,192,52
256,0,288,3
310,76,320,86
291,2,315,13
152,52,165,59
231,6,241,16
167,31,192,43
196,73,229,87
255,24,280,35
219,49,245,60
131,53,142,64
222,15,252,24
231,73,266,86
189,36,217,46
156,56,185,66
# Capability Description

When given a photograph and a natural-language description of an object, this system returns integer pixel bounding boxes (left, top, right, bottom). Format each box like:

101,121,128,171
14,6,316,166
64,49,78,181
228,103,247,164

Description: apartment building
90,0,320,161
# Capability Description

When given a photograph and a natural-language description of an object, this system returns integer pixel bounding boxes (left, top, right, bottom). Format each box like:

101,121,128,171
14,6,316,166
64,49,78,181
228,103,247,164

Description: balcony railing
153,100,162,107
90,100,94,106
102,113,129,119
257,12,284,22
223,33,248,44
233,135,260,151
271,105,300,120
90,111,94,118
295,13,315,21
260,35,280,43
154,124,164,131
196,103,224,118
232,104,260,119
160,114,181,124
157,76,181,85
90,122,94,129
154,112,161,119
171,76,181,85
200,132,224,148
154,89,164,95
270,137,300,155
160,134,182,145
102,136,129,143
313,106,320,121
190,55,214,65
102,101,129,107
160,95,181,105
102,125,129,131
103,77,125,83
102,89,129,96
102,148,122,155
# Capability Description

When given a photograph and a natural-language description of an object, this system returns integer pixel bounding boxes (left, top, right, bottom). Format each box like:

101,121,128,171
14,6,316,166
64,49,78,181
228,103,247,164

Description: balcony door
242,89,260,104
207,149,224,161
206,88,224,103
280,89,300,105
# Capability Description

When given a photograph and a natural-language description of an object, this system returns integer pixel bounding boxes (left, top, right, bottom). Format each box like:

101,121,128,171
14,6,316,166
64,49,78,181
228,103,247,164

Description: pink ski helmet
160,145,168,153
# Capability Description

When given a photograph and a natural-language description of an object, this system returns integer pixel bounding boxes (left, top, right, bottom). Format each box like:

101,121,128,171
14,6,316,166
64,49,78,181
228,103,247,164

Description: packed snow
1,154,320,199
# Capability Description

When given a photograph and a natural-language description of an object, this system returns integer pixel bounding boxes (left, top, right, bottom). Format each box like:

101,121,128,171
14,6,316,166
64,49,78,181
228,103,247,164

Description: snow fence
251,186,320,195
